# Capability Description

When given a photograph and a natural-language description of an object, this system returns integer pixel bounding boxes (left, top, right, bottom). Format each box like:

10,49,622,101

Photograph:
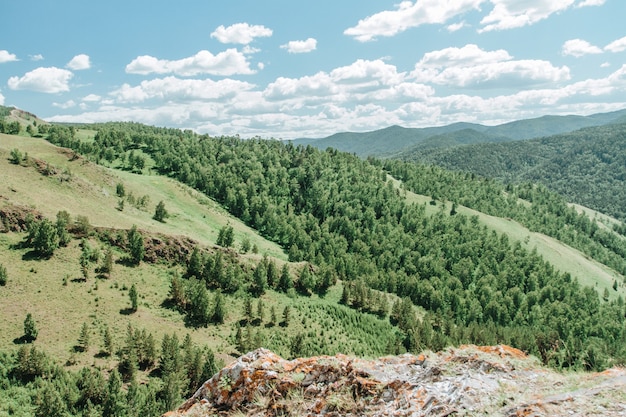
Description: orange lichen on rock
167,346,626,417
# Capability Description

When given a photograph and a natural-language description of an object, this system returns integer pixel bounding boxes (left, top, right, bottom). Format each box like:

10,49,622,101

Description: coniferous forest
1,114,626,416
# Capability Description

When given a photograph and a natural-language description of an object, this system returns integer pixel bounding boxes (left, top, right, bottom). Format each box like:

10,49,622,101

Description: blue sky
1,0,625,139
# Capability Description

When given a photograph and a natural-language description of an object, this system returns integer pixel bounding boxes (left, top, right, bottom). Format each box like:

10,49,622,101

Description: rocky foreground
166,346,626,416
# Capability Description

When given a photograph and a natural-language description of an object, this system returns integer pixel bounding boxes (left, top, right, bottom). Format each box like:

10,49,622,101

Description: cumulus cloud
125,49,255,76
605,36,626,53
479,0,578,32
0,91,4,105
280,38,317,54
446,21,467,32
8,67,73,93
82,94,101,102
53,100,76,109
111,76,255,103
562,39,603,57
67,54,91,70
30,54,44,61
412,45,569,88
0,50,18,63
211,23,272,44
344,0,483,41
419,44,512,67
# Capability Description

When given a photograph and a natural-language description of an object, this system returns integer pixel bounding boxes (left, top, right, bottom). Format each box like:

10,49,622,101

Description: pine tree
23,313,38,342
153,200,168,222
0,263,7,286
129,283,139,312
78,322,90,352
127,225,144,265
101,247,114,277
269,306,277,327
103,326,114,357
212,290,226,324
256,298,265,324
278,264,293,293
282,306,291,327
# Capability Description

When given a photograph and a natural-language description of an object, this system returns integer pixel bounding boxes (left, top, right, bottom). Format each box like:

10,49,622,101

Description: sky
1,0,626,139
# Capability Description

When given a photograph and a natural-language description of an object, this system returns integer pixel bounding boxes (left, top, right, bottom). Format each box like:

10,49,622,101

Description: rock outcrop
166,345,626,416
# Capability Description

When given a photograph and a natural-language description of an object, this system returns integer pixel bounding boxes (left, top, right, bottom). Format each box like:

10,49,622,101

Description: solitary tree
78,322,90,352
0,263,7,286
216,224,234,248
153,201,168,223
129,284,139,312
127,225,144,266
24,313,38,342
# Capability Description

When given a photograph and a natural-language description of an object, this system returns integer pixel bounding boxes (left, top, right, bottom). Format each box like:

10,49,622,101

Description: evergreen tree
269,306,277,327
212,290,226,324
78,322,91,352
153,200,168,222
256,298,265,324
127,225,144,265
55,210,72,247
282,306,291,327
0,263,7,286
251,262,267,296
23,313,38,342
216,224,234,247
278,264,293,293
101,247,114,277
32,218,59,257
129,283,139,312
103,325,114,357
103,369,126,417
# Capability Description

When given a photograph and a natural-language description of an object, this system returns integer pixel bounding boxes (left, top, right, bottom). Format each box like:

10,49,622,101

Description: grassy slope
388,176,625,300
0,132,399,370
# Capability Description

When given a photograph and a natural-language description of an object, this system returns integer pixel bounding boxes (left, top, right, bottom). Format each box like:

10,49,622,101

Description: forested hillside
2,115,626,416
45,121,626,365
397,123,626,222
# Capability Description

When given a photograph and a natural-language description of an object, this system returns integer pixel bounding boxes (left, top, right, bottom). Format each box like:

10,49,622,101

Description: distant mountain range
292,109,626,158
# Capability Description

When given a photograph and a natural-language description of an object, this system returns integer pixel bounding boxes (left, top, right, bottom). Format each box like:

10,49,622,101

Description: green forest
1,112,626,416
397,123,626,222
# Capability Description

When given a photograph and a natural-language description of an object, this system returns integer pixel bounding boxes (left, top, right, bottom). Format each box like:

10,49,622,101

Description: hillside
293,108,626,157
397,123,626,222
1,113,626,416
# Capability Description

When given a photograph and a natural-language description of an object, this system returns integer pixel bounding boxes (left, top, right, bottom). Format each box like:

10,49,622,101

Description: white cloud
601,62,610,68
419,44,512,67
53,100,76,109
210,23,272,44
125,49,255,76
576,0,605,6
562,39,603,57
8,67,73,93
67,54,91,70
111,76,255,103
82,94,101,102
479,0,577,32
446,21,467,32
280,38,317,54
344,0,483,41
411,44,569,88
605,36,626,53
0,91,4,105
30,54,44,61
0,50,18,63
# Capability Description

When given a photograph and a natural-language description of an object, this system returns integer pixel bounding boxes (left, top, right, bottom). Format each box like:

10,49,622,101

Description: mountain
397,123,626,221
292,109,626,157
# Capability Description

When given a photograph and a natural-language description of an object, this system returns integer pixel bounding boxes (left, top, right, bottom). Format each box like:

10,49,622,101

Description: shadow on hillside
119,307,136,316
13,335,32,345
160,298,180,312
